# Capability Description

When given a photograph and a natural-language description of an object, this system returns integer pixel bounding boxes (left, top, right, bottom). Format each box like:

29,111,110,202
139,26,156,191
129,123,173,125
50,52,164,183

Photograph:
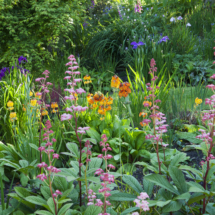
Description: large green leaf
143,178,154,197
169,153,188,167
89,158,102,170
25,196,47,207
58,203,73,215
47,198,56,214
15,187,32,198
86,128,101,143
122,175,143,193
187,193,205,205
206,165,215,181
169,166,188,194
35,211,53,215
145,174,180,195
162,201,183,213
84,205,101,215
109,192,137,201
176,131,202,144
206,203,215,214
66,143,79,158
121,207,139,215
41,186,51,200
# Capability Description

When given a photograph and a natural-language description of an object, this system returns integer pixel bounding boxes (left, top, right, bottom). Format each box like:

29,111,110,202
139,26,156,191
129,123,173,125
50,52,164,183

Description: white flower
123,13,125,15
145,29,147,31
134,19,136,22
177,16,183,20
127,16,129,18
141,22,144,24
170,17,175,22
186,23,191,27
128,9,130,11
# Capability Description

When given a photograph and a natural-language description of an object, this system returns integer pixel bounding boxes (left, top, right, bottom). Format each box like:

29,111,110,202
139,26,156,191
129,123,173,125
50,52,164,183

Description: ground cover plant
1,0,215,215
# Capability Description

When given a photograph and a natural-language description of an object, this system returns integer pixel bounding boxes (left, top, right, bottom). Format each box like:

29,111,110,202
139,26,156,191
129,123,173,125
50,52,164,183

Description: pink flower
61,113,73,121
98,154,103,158
64,76,71,80
52,194,57,198
52,138,56,142
42,70,50,75
132,213,139,215
37,162,47,168
55,190,62,195
46,82,53,85
53,154,59,159
38,146,46,151
107,164,115,169
73,79,82,83
64,88,76,93
36,173,47,181
76,88,86,94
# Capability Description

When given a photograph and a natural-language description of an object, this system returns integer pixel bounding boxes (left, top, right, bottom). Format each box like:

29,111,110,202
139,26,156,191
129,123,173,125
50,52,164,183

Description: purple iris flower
131,41,145,49
159,36,169,43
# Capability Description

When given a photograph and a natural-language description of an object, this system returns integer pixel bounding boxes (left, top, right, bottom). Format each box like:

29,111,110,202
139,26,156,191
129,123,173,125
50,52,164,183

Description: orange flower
139,112,147,117
93,92,104,102
118,82,131,98
98,108,106,115
140,122,147,126
92,103,98,109
87,94,95,104
51,102,58,109
84,75,91,80
111,75,121,88
105,105,112,111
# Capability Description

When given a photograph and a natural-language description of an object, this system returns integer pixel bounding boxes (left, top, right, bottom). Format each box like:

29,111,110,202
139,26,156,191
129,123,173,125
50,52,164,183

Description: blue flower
211,23,214,26
146,8,149,10
160,33,163,36
159,36,169,43
130,41,145,49
155,14,157,16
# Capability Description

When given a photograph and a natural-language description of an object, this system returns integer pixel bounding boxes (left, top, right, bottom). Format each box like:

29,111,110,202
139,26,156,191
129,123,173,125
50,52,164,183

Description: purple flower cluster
0,56,29,81
158,36,169,44
130,41,145,49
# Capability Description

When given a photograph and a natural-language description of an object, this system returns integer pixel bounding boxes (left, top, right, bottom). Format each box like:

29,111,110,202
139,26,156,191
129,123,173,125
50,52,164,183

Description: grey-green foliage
0,0,85,72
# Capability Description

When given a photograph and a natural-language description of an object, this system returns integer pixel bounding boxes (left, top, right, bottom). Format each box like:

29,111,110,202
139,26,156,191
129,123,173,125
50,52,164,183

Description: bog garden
1,0,215,214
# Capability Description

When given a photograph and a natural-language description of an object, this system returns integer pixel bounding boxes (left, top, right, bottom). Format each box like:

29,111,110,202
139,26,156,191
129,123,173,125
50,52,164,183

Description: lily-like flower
130,41,145,49
170,17,175,22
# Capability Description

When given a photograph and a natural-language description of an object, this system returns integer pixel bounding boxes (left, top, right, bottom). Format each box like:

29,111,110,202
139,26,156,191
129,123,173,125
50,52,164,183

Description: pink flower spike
73,78,82,83
55,190,62,195
46,82,53,85
42,70,50,75
64,76,71,80
53,154,59,159
52,194,57,198
38,146,46,151
52,138,56,142
61,113,73,121
65,71,73,75
76,88,86,94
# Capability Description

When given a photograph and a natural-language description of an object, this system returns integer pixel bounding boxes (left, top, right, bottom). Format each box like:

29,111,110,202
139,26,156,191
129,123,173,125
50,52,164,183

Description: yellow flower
51,102,58,109
84,75,91,80
7,100,14,107
30,91,33,97
42,110,48,116
52,109,58,113
23,105,26,111
10,112,17,121
30,99,37,107
195,97,202,105
139,112,147,117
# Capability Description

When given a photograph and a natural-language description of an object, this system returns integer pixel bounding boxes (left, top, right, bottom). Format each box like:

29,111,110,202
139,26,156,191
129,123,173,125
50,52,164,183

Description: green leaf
179,165,202,177
35,211,53,215
86,128,101,143
89,158,102,170
58,203,73,215
135,161,157,172
120,207,139,215
109,192,137,201
169,166,188,194
66,143,79,158
173,192,190,200
176,131,202,144
169,153,188,167
29,143,39,151
20,173,29,187
206,203,215,214
15,187,31,198
122,175,143,193
206,165,215,181
187,181,206,193
25,196,47,206
143,178,154,197
19,160,28,168
47,198,56,214
41,186,51,200
84,205,101,215
162,201,183,213
106,208,117,215
145,174,180,195
187,193,205,205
